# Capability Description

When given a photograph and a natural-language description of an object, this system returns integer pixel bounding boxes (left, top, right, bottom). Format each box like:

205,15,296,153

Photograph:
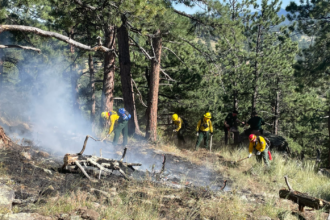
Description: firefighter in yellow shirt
101,109,130,146
248,134,269,166
172,114,186,146
195,112,213,150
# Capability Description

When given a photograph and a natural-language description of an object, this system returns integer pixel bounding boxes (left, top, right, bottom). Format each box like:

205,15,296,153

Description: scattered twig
220,180,227,191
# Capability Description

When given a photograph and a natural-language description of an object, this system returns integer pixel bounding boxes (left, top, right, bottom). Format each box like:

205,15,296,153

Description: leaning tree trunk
146,31,162,141
117,18,141,135
101,26,116,112
88,54,96,127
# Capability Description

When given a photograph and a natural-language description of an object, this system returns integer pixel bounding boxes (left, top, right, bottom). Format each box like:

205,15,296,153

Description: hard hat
249,134,256,142
204,112,211,118
172,114,179,121
101,112,109,119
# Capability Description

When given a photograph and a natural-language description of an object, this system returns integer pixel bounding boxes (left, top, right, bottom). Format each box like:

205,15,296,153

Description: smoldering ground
0,50,228,191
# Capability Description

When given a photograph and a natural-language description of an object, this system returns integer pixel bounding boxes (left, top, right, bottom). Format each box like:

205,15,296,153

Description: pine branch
0,44,41,53
0,25,115,53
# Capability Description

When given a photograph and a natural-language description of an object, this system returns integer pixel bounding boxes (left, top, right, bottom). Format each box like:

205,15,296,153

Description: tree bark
252,24,261,112
328,106,330,168
233,88,238,111
0,25,114,53
0,50,3,93
88,54,96,126
274,89,280,135
101,26,116,112
146,30,162,141
117,18,141,135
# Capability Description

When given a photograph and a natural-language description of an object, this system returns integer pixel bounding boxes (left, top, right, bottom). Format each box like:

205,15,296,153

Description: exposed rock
257,216,271,220
0,184,14,213
36,151,50,158
0,213,52,220
240,195,248,201
77,208,99,220
20,152,32,160
0,126,12,149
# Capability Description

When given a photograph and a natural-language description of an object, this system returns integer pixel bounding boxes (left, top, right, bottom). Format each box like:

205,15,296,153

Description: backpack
181,118,188,128
118,108,131,121
257,136,271,149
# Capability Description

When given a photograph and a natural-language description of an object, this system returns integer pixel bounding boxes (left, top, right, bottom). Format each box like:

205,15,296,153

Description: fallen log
279,176,330,212
279,189,330,211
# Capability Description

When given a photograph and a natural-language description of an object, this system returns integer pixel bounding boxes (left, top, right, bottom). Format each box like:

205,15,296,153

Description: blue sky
173,0,300,14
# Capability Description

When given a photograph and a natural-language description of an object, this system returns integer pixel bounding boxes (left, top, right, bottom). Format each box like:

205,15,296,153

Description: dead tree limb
75,161,93,181
0,44,41,53
0,25,115,53
279,176,330,212
284,175,293,191
63,146,140,181
132,79,148,108
129,36,153,60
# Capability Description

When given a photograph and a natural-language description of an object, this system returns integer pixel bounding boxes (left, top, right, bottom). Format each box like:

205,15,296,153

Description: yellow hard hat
204,112,211,118
172,114,179,121
101,112,109,119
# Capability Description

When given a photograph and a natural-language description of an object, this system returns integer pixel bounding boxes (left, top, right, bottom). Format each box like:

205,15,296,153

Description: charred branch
63,144,141,181
220,180,227,191
0,44,41,53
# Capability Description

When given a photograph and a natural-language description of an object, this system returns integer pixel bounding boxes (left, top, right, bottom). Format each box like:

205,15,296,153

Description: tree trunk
252,25,261,112
274,89,280,135
0,50,3,93
233,88,238,111
146,31,162,141
328,106,330,168
101,26,116,112
88,54,96,127
68,29,80,113
117,18,141,135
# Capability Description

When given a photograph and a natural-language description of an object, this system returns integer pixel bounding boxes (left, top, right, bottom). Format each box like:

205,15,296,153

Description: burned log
279,189,330,211
62,135,141,181
279,176,330,212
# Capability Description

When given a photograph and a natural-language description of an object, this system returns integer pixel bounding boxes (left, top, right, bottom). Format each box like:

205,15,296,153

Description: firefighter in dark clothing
245,111,265,136
224,110,245,145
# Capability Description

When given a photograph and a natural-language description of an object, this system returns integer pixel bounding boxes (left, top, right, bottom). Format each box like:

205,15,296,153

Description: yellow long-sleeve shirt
249,136,266,153
108,112,120,134
173,117,184,131
196,118,213,132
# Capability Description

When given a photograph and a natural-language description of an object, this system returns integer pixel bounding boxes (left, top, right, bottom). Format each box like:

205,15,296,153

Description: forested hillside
1,0,329,160
2,0,330,219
